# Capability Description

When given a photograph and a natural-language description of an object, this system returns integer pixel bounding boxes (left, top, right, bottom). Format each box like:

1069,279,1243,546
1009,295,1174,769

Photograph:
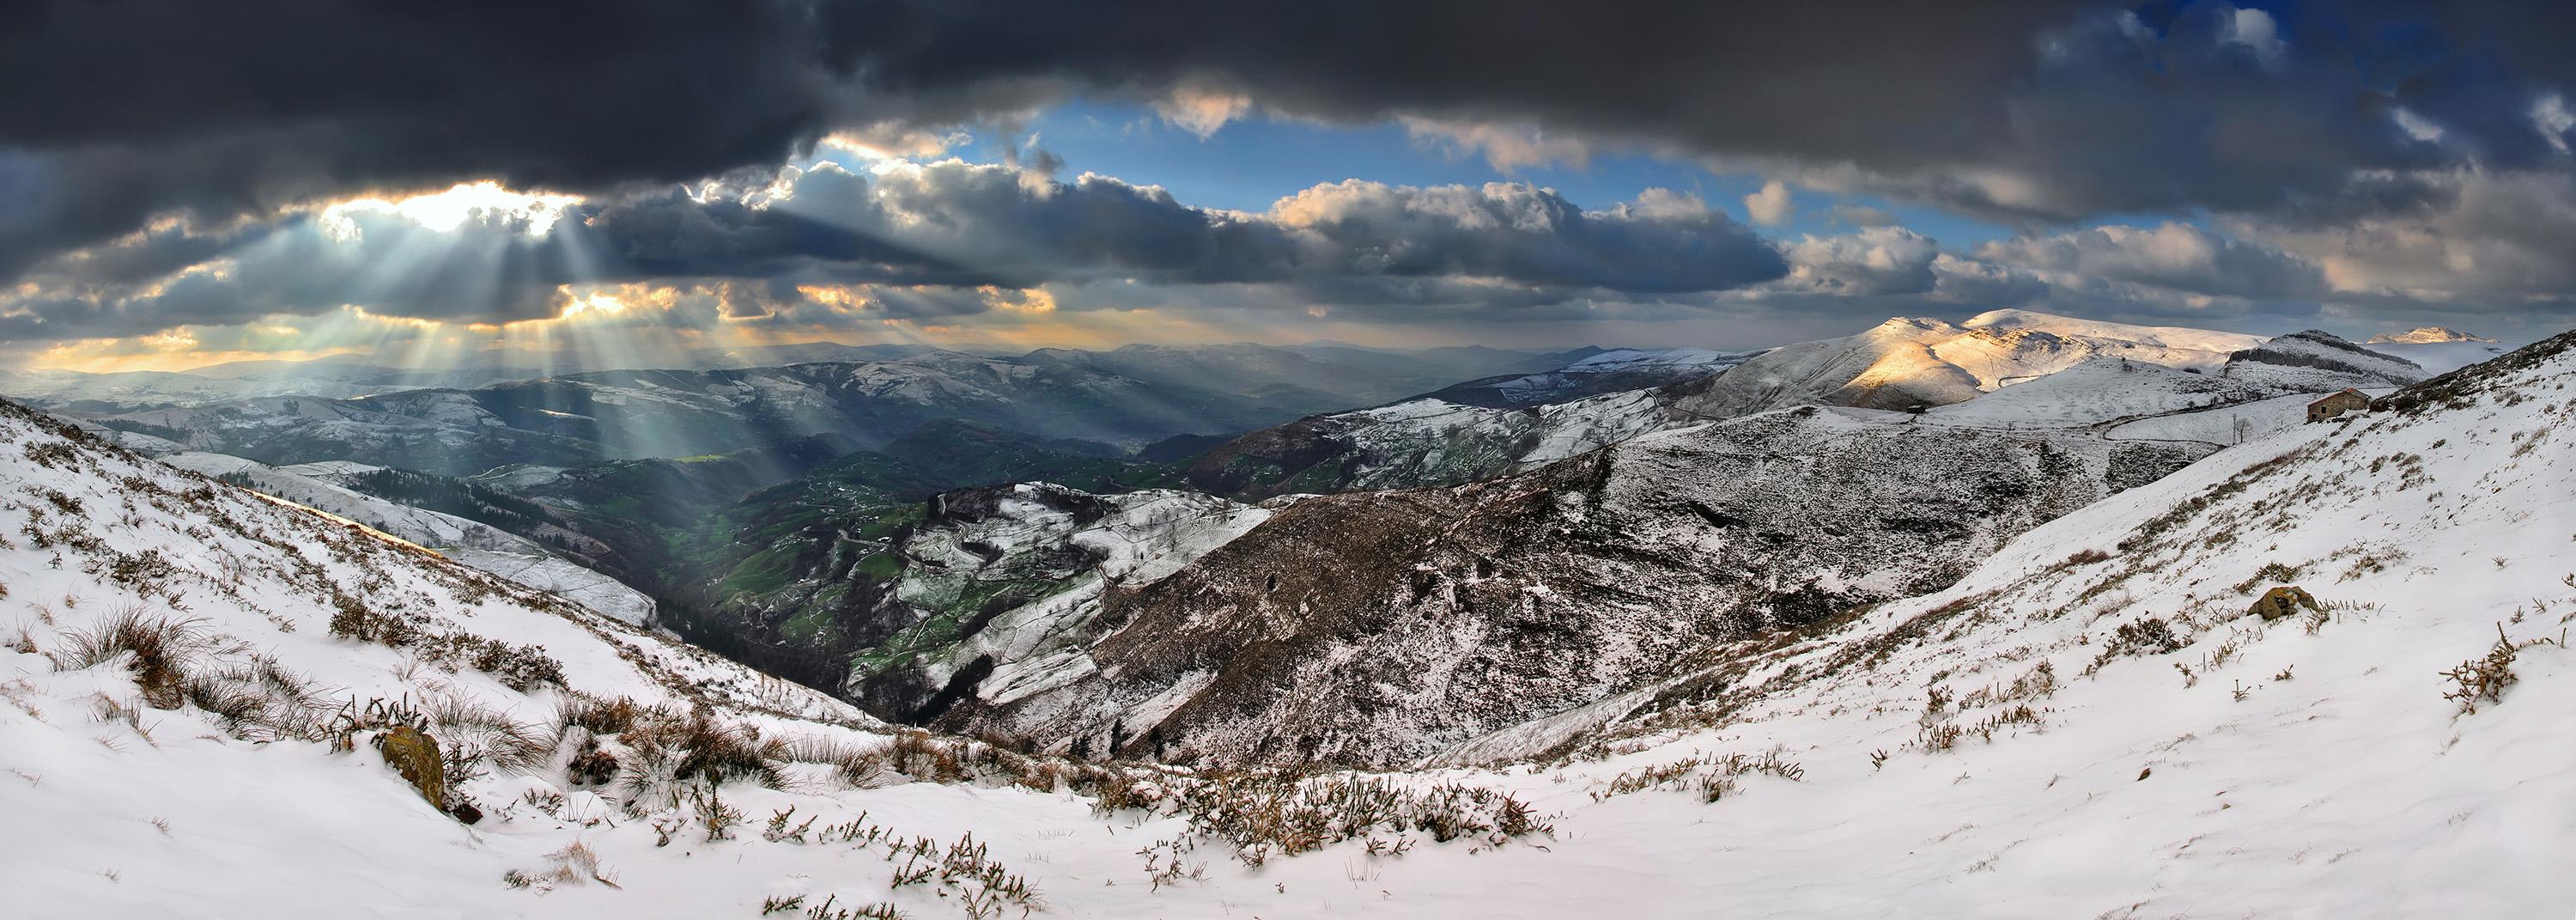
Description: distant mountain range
1181,311,2430,500
28,343,1597,476
0,340,1589,411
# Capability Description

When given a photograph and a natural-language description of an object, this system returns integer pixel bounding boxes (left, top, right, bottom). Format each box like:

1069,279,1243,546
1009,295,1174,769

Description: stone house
2306,388,2371,423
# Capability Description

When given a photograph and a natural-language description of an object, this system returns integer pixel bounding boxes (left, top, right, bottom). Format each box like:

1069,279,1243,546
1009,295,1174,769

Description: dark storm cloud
835,0,2576,222
12,0,2576,273
9,0,2576,349
2,162,1784,340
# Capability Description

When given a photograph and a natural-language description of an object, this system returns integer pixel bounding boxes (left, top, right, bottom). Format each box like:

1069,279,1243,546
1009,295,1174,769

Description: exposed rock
374,726,446,809
2248,585,2324,621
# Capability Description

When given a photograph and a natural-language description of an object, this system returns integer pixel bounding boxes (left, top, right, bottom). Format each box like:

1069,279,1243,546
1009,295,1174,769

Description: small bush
328,598,420,646
2232,561,2306,594
422,694,554,775
22,442,81,469
2442,624,2562,715
56,607,209,710
558,694,641,735
1090,770,1551,864
623,707,786,789
331,600,562,692
2085,616,2187,675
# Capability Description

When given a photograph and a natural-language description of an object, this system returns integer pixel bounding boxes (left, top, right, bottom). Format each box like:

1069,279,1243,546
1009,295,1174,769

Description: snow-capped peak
1959,308,2269,354
2367,326,2494,344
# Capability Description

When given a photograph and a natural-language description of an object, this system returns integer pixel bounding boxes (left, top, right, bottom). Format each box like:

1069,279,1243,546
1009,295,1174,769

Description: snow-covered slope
1961,308,2269,363
154,452,657,625
1396,327,2576,915
0,398,1570,918
2369,338,2513,375
699,479,1273,722
952,407,2203,765
1920,356,2239,430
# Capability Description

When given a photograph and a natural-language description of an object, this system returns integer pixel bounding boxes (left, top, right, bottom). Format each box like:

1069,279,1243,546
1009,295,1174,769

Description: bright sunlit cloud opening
320,180,585,237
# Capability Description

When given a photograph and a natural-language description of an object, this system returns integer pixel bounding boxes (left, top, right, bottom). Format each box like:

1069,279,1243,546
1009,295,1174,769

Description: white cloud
1774,226,1940,295
1154,82,1255,138
2220,6,2287,71
1397,117,1594,172
1743,180,1794,226
1978,222,2324,299
2533,94,2574,155
2392,107,2445,143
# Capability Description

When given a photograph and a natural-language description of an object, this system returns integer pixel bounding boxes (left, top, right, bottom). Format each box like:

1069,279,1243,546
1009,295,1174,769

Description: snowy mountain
1959,308,2270,361
1662,311,2262,417
1411,346,1765,409
931,408,2202,765
46,344,1593,478
2368,339,2515,375
1020,341,1583,414
2366,326,2494,344
2215,328,2427,390
1186,311,2349,499
0,368,392,407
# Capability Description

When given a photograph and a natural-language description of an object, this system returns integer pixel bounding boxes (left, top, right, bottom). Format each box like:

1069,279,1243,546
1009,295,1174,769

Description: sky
4,0,2576,372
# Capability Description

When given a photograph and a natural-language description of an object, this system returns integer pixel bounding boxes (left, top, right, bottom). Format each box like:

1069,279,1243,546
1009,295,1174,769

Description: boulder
2248,585,2324,621
374,726,446,808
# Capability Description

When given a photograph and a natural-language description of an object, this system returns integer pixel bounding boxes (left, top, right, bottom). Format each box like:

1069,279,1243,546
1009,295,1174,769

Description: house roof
2307,387,2366,407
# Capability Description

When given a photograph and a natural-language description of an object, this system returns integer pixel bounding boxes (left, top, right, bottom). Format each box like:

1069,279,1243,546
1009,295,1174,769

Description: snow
1693,312,2264,416
1417,333,2576,915
1922,356,2234,430
2366,326,2493,345
8,326,2573,917
1558,347,1760,371
2104,388,2392,445
899,485,1274,707
156,451,656,625
2370,339,2515,375
1962,308,2270,358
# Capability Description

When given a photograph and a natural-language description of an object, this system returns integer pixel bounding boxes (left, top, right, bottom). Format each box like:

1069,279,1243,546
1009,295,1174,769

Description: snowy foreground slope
0,398,1549,918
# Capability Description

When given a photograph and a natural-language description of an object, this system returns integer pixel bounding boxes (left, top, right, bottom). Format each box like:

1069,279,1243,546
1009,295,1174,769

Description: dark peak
2273,329,2360,347
2231,329,2421,369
